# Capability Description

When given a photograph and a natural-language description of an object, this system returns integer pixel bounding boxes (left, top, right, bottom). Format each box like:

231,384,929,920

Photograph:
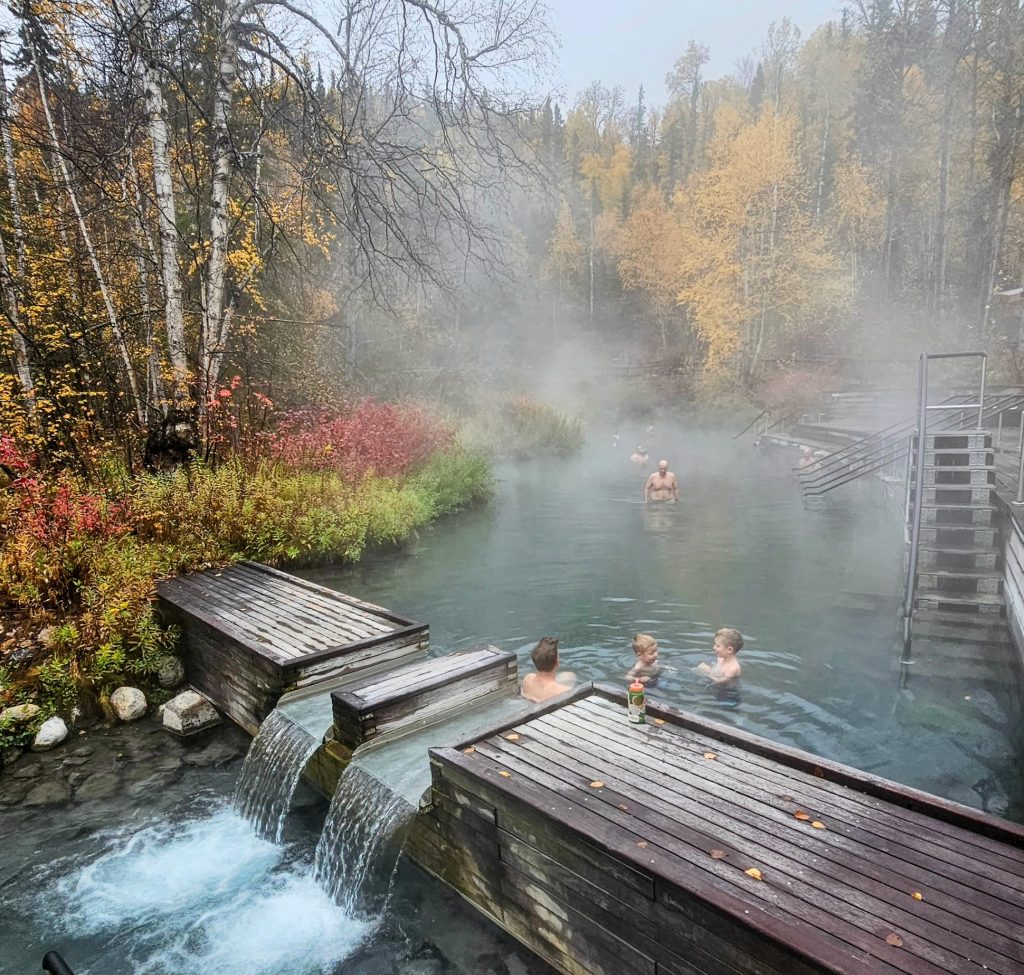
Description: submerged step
331,645,518,750
917,570,1003,596
919,526,999,547
918,549,998,571
915,591,1006,615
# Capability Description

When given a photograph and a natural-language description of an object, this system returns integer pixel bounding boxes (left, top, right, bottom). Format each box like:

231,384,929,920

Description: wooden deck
156,561,428,733
409,684,1024,975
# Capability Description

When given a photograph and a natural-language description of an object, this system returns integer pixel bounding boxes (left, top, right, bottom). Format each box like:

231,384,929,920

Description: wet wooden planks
331,645,518,749
409,685,1024,975
156,561,428,734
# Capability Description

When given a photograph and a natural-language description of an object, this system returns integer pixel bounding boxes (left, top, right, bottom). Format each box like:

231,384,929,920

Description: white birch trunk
30,40,145,424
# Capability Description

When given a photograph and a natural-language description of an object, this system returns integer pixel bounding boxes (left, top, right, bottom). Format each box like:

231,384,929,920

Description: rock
0,747,23,769
10,763,41,780
74,772,121,801
156,655,186,689
31,716,68,751
181,738,243,767
22,779,71,807
162,691,220,737
68,745,94,758
36,626,57,649
110,687,147,723
0,703,41,725
398,962,444,975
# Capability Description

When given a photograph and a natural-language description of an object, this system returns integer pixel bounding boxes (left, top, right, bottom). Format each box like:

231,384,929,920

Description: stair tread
915,591,1005,606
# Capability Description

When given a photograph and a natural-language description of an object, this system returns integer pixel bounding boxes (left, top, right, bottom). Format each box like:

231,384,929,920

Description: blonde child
627,633,663,687
697,628,743,684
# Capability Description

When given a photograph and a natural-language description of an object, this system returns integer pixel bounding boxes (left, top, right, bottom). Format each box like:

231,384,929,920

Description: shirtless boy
644,460,679,502
521,637,574,703
697,628,743,684
627,633,663,686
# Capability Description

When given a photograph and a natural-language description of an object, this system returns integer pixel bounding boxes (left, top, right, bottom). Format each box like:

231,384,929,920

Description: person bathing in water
627,633,663,687
521,637,575,702
630,445,649,465
645,459,679,503
696,628,743,685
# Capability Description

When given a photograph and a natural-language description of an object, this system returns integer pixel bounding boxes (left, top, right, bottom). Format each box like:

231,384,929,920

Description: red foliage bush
272,399,454,477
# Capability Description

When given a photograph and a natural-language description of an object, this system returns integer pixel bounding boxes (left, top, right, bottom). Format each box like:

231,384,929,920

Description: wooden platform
409,684,1024,975
331,645,518,750
156,561,428,734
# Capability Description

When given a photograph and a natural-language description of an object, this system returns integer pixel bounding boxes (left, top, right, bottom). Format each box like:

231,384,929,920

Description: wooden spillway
409,684,1024,975
156,561,428,734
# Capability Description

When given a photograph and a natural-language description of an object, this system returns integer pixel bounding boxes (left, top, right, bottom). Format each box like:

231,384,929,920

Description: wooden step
917,569,1003,596
919,526,999,547
914,448,995,466
914,590,1006,615
911,617,1014,644
920,468,996,486
918,549,998,571
917,485,996,505
913,504,996,526
920,431,991,450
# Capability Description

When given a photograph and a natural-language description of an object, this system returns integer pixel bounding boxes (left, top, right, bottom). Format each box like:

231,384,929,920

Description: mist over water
307,425,1024,818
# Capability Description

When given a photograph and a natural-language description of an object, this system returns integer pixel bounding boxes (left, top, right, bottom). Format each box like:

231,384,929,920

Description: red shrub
273,400,454,477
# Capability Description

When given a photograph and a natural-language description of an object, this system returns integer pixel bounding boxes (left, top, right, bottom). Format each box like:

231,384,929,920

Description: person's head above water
531,636,559,672
657,459,668,472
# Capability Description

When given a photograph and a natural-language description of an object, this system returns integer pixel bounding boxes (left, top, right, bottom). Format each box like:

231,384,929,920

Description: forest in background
0,0,1023,462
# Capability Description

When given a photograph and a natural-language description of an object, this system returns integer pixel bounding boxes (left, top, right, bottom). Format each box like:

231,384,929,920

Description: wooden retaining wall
407,685,1024,975
156,561,428,735
998,501,1024,673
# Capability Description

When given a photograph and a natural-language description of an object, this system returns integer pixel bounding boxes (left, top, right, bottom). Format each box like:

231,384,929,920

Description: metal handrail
732,409,769,440
798,389,1024,497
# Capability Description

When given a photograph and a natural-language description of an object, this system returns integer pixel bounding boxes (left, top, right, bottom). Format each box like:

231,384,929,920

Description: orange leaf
505,733,520,741
744,868,763,881
653,718,666,725
794,810,810,821
637,841,648,848
498,770,511,778
462,747,476,754
617,803,629,811
709,849,727,860
703,752,717,760
589,780,605,788
912,892,923,901
885,933,903,947
811,821,827,830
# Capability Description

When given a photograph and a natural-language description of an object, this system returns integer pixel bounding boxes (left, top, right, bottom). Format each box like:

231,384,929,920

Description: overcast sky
546,0,842,106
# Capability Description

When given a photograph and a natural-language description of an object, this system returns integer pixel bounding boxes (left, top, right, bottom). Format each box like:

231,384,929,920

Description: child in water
627,633,663,687
696,628,743,685
521,637,574,703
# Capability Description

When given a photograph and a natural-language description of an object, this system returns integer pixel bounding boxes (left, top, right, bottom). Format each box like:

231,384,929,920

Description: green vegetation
462,397,585,459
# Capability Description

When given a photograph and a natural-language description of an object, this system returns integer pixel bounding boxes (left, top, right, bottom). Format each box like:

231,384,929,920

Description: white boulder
0,703,41,725
162,691,220,737
110,686,147,722
31,716,69,751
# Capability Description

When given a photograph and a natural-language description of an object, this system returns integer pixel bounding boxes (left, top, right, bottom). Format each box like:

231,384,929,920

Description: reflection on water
306,428,1024,820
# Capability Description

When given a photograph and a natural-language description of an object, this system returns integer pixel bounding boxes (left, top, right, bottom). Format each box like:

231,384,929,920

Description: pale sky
546,0,843,106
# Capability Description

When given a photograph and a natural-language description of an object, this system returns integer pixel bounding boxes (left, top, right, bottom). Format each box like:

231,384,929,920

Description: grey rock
62,756,92,767
74,772,120,801
10,763,41,780
162,691,220,737
127,772,176,798
0,703,41,725
181,738,243,767
152,754,183,773
68,745,95,758
398,962,444,975
110,687,147,723
23,779,71,807
0,747,23,769
156,655,186,689
31,716,68,751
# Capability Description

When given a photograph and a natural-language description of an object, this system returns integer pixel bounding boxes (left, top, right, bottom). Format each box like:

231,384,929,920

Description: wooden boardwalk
410,685,1024,975
156,561,428,733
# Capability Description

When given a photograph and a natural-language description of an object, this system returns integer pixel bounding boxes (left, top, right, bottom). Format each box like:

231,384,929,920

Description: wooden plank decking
410,684,1024,975
156,561,429,733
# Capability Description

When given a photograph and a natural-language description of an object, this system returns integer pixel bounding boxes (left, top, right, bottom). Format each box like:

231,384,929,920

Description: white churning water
233,709,320,842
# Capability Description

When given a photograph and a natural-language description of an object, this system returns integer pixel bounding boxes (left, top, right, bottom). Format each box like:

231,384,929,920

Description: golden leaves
744,868,763,881
709,849,727,860
589,780,605,789
885,933,903,948
636,841,648,849
652,718,666,725
498,770,511,778
462,747,475,754
794,810,810,821
703,752,717,761
505,733,520,741
911,892,923,901
811,821,827,830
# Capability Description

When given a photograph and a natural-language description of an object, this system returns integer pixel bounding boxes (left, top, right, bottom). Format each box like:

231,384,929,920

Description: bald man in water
645,459,679,503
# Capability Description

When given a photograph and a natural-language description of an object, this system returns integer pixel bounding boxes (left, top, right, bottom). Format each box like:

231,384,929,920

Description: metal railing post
977,354,987,428
997,409,1004,448
1015,418,1024,505
903,354,928,623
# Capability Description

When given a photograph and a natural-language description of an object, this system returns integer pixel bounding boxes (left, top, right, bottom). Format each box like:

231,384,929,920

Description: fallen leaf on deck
637,841,648,848
462,747,476,754
703,752,717,760
589,780,605,788
885,933,903,947
794,810,811,821
617,803,629,811
811,821,827,830
505,733,520,741
911,892,923,901
780,794,794,802
744,868,763,881
709,849,727,860
498,770,511,778
653,718,666,725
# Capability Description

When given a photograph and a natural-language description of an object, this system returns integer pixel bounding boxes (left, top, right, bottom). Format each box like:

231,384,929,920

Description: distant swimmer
630,446,649,465
644,459,679,502
612,434,620,448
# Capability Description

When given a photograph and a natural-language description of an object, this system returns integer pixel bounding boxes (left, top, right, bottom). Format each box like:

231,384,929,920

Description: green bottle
628,681,646,723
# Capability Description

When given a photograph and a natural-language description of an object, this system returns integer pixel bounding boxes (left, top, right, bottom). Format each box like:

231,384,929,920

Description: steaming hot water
2,427,1021,974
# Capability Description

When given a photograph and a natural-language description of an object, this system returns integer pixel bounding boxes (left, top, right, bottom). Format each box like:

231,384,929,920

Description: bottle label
628,689,646,724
